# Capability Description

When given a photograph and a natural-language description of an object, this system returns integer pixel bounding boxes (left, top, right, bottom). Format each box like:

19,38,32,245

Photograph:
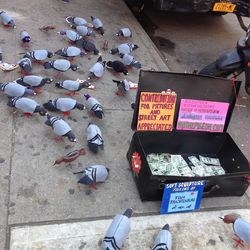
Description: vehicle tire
199,62,223,77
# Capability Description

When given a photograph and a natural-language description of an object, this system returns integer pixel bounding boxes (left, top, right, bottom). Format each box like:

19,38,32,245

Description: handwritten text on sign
137,92,177,131
177,99,229,132
160,181,205,214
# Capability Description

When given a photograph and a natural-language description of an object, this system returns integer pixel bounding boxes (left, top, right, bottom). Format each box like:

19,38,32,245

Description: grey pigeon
110,43,139,55
116,28,132,38
55,80,89,95
87,122,104,153
8,97,47,116
107,60,128,75
91,16,104,35
74,165,109,188
0,82,35,97
43,98,85,115
55,46,86,59
112,79,130,96
15,75,53,88
120,53,142,69
43,59,78,72
20,31,31,44
23,49,53,61
84,94,104,119
66,16,91,28
17,58,32,73
45,114,76,142
76,25,94,37
0,11,16,28
76,38,99,54
59,30,82,42
101,208,133,250
88,56,106,79
152,224,172,250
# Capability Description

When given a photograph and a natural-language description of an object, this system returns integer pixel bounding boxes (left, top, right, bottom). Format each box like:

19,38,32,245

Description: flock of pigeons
0,9,173,249
0,10,142,187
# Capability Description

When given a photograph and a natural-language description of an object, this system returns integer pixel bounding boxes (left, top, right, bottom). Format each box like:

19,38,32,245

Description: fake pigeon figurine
112,79,130,96
110,43,139,55
88,56,106,80
76,25,95,37
152,224,172,250
120,53,141,69
17,58,32,74
74,165,109,188
22,49,53,62
107,60,128,75
8,97,47,117
59,30,82,42
20,31,31,45
76,38,99,55
45,114,76,142
91,16,104,35
66,16,92,28
101,208,133,250
55,80,90,96
15,75,53,88
84,94,104,119
0,82,36,97
43,97,85,116
43,59,79,72
0,11,16,28
116,28,132,38
55,46,86,60
87,122,104,153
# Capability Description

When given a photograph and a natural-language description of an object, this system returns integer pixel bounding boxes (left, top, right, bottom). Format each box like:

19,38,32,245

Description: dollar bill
199,156,221,166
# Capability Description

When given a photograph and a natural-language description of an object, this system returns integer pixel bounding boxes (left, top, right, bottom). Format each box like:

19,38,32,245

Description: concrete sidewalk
10,209,250,250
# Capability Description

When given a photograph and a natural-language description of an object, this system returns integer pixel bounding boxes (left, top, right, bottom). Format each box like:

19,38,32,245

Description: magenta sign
177,99,229,132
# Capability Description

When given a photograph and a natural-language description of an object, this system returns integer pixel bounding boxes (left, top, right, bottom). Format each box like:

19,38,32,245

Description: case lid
131,71,241,132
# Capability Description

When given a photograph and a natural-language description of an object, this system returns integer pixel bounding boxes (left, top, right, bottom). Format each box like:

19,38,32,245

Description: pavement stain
0,158,5,163
78,241,87,249
207,239,216,246
17,183,38,198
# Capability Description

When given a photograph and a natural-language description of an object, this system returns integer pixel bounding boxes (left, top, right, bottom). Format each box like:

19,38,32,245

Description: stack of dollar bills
146,153,225,177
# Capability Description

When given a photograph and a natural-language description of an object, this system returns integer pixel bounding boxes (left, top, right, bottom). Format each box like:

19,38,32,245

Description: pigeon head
123,208,133,218
99,27,104,36
134,44,139,50
44,77,53,84
23,37,31,43
102,61,106,67
55,82,63,88
75,103,85,110
162,224,170,231
36,106,47,116
25,88,36,96
84,94,91,100
106,61,113,67
67,131,76,142
80,50,87,57
116,30,122,37
59,30,66,35
123,69,128,75
47,51,54,58
90,16,95,21
71,64,79,71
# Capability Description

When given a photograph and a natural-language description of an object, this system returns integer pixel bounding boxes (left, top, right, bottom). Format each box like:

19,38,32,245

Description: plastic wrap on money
147,153,225,177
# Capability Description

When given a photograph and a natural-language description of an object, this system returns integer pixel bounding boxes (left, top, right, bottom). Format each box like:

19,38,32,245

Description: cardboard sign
160,181,205,214
177,99,229,132
137,91,177,131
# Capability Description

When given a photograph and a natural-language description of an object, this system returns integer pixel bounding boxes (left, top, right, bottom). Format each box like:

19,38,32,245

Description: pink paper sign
177,99,229,132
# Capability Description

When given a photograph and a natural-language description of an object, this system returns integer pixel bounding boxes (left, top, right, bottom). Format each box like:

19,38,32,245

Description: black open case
127,71,250,201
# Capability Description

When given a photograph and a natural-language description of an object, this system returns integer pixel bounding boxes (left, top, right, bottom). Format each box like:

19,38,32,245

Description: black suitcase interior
127,71,250,201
